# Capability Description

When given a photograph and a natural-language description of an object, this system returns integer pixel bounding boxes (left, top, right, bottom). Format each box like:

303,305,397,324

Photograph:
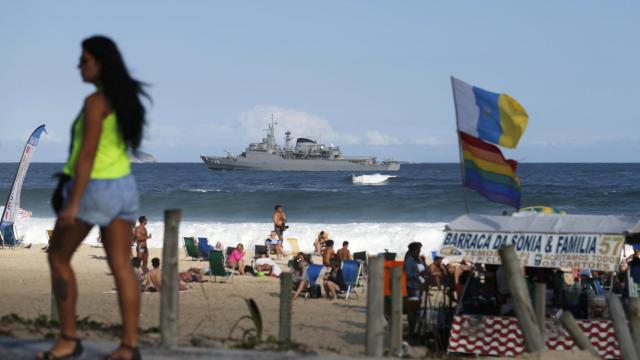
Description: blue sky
1,1,639,162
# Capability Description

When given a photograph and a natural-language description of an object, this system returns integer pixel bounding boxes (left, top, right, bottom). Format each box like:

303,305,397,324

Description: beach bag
309,284,322,298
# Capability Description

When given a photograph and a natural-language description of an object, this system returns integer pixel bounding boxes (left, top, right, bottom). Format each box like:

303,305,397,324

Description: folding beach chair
226,246,235,257
208,250,233,283
340,260,362,300
183,237,200,260
254,244,268,257
287,237,301,256
198,237,212,259
304,264,324,299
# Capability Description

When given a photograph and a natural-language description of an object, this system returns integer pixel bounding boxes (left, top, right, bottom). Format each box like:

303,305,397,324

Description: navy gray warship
201,121,400,171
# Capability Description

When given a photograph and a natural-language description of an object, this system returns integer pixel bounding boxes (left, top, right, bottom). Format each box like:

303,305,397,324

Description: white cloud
237,105,361,145
409,136,452,146
366,130,400,146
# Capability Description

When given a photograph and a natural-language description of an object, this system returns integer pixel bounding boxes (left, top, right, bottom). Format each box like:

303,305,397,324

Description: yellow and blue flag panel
452,77,528,148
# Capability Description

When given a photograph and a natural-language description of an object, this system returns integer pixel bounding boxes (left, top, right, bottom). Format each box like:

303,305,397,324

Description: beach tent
441,214,640,272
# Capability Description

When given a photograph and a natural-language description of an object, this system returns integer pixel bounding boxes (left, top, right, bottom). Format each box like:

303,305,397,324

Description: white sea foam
186,189,221,193
15,218,446,257
352,173,397,185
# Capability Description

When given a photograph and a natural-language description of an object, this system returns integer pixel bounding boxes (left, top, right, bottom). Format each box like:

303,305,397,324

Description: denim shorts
64,174,139,226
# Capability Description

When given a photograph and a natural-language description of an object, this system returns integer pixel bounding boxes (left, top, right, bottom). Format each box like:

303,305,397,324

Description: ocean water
1,163,639,255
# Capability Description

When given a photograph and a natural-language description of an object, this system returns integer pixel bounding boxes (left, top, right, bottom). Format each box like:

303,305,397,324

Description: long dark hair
81,35,149,150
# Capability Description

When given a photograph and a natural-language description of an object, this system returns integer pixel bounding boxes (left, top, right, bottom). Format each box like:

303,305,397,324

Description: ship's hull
200,155,400,172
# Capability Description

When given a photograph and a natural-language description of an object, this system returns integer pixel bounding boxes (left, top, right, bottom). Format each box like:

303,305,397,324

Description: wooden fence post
630,298,640,358
366,256,384,357
534,282,546,338
279,272,293,343
390,266,403,356
498,245,544,353
559,311,596,355
160,209,181,349
607,294,638,360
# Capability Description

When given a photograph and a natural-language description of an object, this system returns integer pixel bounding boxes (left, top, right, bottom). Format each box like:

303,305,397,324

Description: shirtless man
145,257,162,291
272,204,287,241
134,216,152,272
322,240,336,267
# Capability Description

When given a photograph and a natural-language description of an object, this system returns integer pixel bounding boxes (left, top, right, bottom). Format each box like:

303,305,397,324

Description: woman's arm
58,93,108,226
292,280,306,300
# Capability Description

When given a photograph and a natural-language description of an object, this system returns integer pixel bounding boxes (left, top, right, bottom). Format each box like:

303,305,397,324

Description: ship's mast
266,113,276,149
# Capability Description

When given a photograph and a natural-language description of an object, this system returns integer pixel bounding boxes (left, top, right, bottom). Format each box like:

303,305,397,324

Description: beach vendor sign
442,214,640,272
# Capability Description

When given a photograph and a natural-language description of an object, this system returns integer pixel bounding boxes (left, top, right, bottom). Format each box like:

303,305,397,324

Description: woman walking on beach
38,35,148,360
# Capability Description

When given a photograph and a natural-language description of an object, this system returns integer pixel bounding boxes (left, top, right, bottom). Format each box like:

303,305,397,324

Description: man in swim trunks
134,216,152,272
273,204,287,241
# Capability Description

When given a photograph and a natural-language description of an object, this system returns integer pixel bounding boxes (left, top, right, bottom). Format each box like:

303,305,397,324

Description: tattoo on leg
53,276,69,301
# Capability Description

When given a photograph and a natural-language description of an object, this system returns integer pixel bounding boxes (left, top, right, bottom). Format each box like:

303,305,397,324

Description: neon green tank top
63,111,131,179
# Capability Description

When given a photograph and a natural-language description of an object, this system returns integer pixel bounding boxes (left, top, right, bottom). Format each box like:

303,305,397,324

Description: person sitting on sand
324,258,347,300
314,231,329,255
254,253,282,277
145,257,162,292
131,257,145,291
292,253,309,300
145,257,189,291
227,243,246,275
322,240,336,267
266,230,285,260
336,241,352,261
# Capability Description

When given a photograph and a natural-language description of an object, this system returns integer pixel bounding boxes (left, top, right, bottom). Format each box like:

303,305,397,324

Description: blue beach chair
340,260,362,300
304,264,324,299
198,237,212,259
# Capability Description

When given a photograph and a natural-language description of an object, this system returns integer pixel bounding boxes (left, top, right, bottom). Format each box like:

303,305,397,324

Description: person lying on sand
254,253,282,277
178,267,205,283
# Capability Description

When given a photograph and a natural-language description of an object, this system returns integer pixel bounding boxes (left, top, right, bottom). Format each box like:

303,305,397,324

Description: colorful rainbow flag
460,132,521,209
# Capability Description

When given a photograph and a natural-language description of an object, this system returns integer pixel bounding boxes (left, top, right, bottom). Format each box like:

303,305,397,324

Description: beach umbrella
518,206,567,215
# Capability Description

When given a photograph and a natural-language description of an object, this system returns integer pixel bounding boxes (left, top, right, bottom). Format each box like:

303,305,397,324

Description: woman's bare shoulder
84,92,110,115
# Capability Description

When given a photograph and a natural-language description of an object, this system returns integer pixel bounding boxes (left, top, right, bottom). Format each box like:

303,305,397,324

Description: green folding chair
183,237,200,260
208,250,233,283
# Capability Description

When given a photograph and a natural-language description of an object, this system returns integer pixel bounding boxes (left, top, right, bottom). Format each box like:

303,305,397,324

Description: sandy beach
0,245,369,356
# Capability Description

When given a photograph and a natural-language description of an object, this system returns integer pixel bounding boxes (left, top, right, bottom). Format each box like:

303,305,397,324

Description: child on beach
131,257,145,291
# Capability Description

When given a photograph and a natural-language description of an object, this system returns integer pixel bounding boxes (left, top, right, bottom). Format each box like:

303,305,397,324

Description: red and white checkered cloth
448,315,620,358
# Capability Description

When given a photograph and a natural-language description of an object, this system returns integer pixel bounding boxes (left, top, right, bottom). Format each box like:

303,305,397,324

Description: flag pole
450,76,470,214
